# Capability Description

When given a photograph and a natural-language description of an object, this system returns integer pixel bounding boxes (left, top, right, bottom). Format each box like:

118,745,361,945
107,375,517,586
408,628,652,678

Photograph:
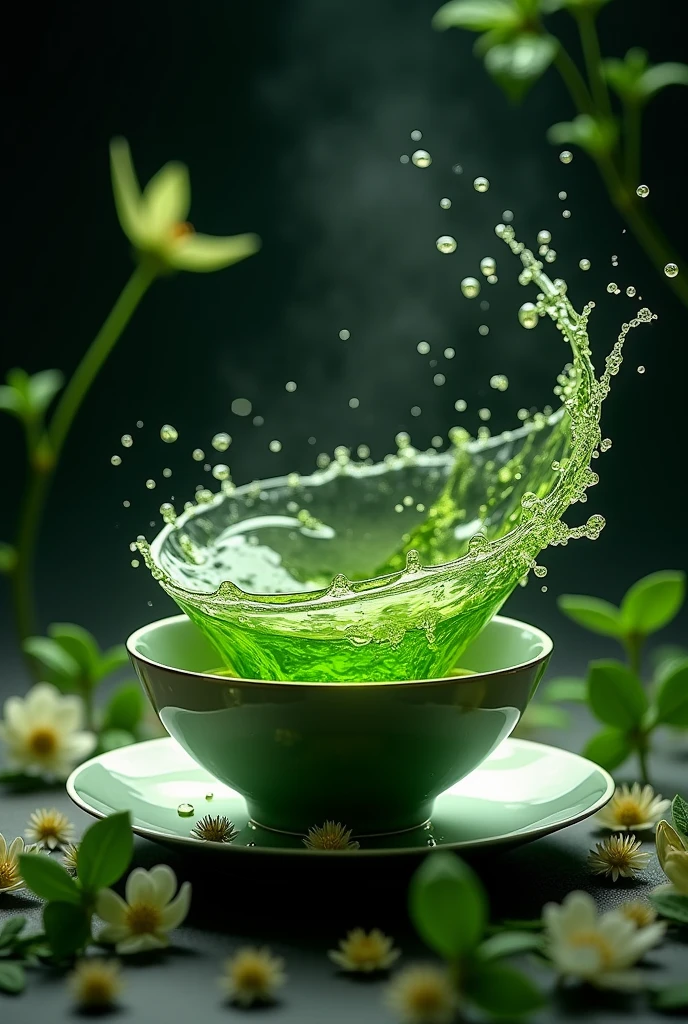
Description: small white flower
595,783,670,833
220,947,286,1006
655,820,688,896
543,890,664,990
588,833,650,882
329,928,401,973
0,833,42,893
385,964,458,1024
619,901,659,929
68,958,123,1010
25,807,75,850
95,864,191,955
0,683,96,780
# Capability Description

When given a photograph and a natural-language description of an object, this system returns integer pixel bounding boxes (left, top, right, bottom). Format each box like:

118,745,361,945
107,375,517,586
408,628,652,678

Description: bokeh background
2,0,687,686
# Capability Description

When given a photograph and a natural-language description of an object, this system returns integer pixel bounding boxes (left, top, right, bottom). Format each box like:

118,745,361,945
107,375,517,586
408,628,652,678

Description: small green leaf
653,982,688,1011
17,854,81,905
432,0,522,33
0,960,25,994
583,728,632,771
547,114,618,157
98,729,136,753
22,636,81,689
557,594,622,637
27,370,64,417
543,0,613,10
655,660,688,727
76,811,133,893
0,384,24,418
48,622,100,679
484,33,558,101
620,570,685,636
97,644,130,680
409,852,487,959
477,930,542,960
0,542,16,574
0,916,27,948
638,63,688,101
543,677,587,702
649,891,688,926
603,48,649,101
102,683,144,733
43,902,91,960
467,961,544,1016
672,795,688,841
652,645,688,684
587,660,648,729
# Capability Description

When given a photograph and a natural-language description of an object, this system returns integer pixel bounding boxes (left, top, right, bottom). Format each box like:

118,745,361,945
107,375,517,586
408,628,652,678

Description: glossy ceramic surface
67,737,614,856
127,614,552,834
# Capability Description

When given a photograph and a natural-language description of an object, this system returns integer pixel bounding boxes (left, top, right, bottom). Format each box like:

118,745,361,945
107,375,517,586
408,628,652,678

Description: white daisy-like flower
655,820,688,896
588,833,650,882
328,928,401,973
220,947,286,1006
544,890,665,990
95,864,191,954
68,958,123,1010
62,843,80,876
385,964,458,1024
595,783,670,833
0,833,42,893
619,901,659,929
0,683,96,780
302,821,359,851
25,807,75,850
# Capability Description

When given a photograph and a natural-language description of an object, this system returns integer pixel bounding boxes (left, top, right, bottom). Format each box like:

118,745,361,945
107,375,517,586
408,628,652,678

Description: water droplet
439,197,452,210
487,274,498,284
177,803,194,817
269,440,282,453
559,150,573,164
399,154,410,164
606,282,619,294
664,262,679,278
121,434,133,448
473,176,489,193
433,374,446,388
541,585,548,593
212,464,230,480
410,129,422,141
534,565,547,578
579,258,591,271
160,423,178,443
130,558,140,568
537,230,551,245
454,399,467,412
452,163,463,175
637,365,645,374
159,502,176,524
518,302,539,329
502,209,514,223
417,340,431,354
480,300,490,311
212,432,231,452
436,235,457,254
636,184,650,198
626,285,636,297
122,500,130,508
480,256,496,276
558,190,567,200
285,381,297,393
562,209,571,219
110,455,122,466
339,329,350,340
192,448,205,461
412,149,432,168
489,374,509,392
544,250,557,263
231,398,252,417
431,435,443,448
136,420,144,429
205,792,214,801
478,325,490,336
410,406,421,417
600,437,612,452
460,277,480,299
478,408,491,421
163,467,172,478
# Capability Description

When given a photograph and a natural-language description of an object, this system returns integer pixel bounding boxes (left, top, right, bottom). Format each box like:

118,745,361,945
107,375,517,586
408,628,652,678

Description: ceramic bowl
127,613,552,836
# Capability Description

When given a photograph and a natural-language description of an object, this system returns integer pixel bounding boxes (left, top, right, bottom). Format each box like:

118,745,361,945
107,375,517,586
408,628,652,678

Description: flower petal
0,834,7,859
169,232,261,273
25,683,60,719
63,731,97,762
142,161,191,236
2,695,30,736
96,887,129,926
159,881,191,930
148,864,177,907
52,696,85,732
110,137,146,247
98,923,130,945
117,932,167,955
125,867,155,906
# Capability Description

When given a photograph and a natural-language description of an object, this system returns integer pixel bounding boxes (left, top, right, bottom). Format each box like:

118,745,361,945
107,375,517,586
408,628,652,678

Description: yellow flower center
234,962,270,991
80,975,115,1006
614,798,645,826
126,902,161,935
348,937,382,965
169,221,194,241
27,727,58,757
620,903,654,928
0,858,19,889
570,930,615,969
407,980,450,1013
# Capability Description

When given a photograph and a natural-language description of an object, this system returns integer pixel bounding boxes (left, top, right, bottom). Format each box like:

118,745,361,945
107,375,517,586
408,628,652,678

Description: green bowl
127,613,552,836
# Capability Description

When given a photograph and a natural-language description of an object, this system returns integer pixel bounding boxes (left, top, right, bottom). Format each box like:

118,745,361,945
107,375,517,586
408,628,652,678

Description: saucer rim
66,737,614,858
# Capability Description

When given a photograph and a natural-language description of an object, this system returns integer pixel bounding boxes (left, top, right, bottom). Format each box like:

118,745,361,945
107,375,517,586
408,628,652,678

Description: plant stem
553,47,594,115
624,632,644,677
637,741,650,785
11,263,156,649
575,9,611,118
624,100,642,188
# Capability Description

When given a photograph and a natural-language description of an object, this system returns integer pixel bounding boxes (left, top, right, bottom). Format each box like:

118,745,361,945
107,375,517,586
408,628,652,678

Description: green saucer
67,737,613,857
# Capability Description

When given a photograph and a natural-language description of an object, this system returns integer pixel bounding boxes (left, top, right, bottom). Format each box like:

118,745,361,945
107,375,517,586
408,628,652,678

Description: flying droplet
478,407,491,421
537,230,551,246
348,397,359,409
454,399,467,412
410,129,422,141
607,282,619,294
145,479,156,490
163,467,172,478
417,341,431,354
269,440,282,453
502,210,514,223
439,197,452,210
626,286,636,297
478,325,489,337
452,163,463,175
399,154,410,164
231,398,252,417
558,191,567,200
444,347,455,359
562,209,571,219
433,373,446,386
487,274,498,284
285,381,297,393
110,455,122,466
212,464,230,480
559,150,573,164
637,365,646,374
518,302,539,329
160,424,178,443
436,235,457,253
159,502,176,524
544,250,557,264
339,329,350,340
410,406,421,417
212,432,232,452
664,262,679,278
412,150,432,168
636,184,650,198
473,176,490,193
192,448,205,461
130,559,140,568
177,803,194,817
461,277,480,298
121,434,133,448
579,258,591,271
480,256,496,277
490,374,509,392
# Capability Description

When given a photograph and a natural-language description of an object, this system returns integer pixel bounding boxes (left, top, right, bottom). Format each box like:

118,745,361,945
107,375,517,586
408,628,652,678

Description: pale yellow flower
543,890,664,990
588,833,650,882
62,843,80,876
655,820,688,895
189,815,239,843
68,959,123,1010
0,683,96,779
110,137,260,275
619,901,659,929
303,821,360,851
25,807,75,850
96,864,191,954
329,928,401,973
385,965,457,1024
0,833,42,893
220,947,286,1006
595,783,670,832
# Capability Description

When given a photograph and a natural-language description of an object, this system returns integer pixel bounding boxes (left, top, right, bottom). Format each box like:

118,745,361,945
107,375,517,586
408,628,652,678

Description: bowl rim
126,612,553,689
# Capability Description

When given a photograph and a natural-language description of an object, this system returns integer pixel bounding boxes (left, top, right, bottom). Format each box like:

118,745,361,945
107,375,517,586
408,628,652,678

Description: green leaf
672,795,688,841
639,63,688,101
22,635,81,689
542,677,587,702
27,370,64,417
603,48,649,101
0,385,24,419
621,571,685,636
653,645,688,684
649,891,688,926
587,660,648,729
98,729,136,753
97,643,130,680
432,0,522,32
48,622,100,679
547,114,618,158
0,542,16,574
516,702,569,733
583,728,632,771
543,0,613,10
477,930,542,960
17,854,81,905
409,852,487,959
76,811,132,893
43,902,91,960
467,961,544,1016
484,33,558,101
102,683,144,733
653,982,688,1011
0,961,25,994
0,916,27,949
557,594,622,637
655,660,688,727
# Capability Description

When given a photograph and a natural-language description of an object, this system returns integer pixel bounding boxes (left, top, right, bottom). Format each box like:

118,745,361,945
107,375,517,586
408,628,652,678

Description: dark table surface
1,713,686,1024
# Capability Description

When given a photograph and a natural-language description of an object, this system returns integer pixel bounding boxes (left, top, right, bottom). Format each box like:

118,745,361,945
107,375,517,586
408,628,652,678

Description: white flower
588,833,650,882
543,890,665,990
220,947,286,1006
595,783,670,832
68,958,123,1009
655,820,688,896
329,928,401,972
95,864,191,954
0,833,42,893
385,965,458,1024
0,683,96,779
25,807,75,850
